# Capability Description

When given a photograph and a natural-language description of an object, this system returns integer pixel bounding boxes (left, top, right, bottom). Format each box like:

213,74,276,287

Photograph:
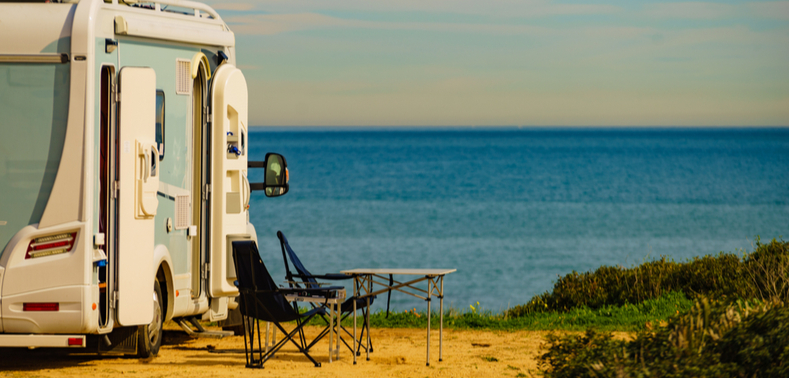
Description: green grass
302,291,693,332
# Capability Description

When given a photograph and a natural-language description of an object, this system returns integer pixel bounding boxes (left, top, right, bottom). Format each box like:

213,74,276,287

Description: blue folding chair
278,231,386,357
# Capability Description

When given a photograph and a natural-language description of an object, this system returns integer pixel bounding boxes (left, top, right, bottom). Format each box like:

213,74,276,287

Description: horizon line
250,125,789,129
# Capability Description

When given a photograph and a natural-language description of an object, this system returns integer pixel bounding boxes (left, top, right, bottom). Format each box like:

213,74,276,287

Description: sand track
0,322,629,377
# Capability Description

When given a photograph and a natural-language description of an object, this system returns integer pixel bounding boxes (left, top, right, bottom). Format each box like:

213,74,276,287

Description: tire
223,324,245,336
137,280,164,358
221,305,245,335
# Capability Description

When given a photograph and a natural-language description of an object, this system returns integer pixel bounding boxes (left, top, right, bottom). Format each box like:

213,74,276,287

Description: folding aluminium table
339,268,456,366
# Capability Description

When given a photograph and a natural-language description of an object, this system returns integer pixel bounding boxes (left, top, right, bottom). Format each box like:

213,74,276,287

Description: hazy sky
204,0,789,126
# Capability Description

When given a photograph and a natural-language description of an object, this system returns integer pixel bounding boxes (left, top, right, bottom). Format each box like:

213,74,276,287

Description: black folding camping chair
232,240,343,368
278,231,390,357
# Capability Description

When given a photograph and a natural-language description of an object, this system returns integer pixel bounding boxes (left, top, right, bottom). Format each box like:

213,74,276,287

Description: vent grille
175,194,190,230
176,59,191,95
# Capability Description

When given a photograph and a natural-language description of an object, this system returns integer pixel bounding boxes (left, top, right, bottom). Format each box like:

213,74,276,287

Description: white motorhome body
0,0,257,356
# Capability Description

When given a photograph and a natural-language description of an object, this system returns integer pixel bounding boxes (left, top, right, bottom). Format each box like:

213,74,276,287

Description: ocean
246,127,788,313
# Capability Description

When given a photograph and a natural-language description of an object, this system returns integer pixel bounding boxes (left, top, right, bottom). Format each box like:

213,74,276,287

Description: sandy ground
0,321,631,378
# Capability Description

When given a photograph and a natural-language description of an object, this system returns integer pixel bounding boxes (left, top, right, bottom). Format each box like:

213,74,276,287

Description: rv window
155,90,165,160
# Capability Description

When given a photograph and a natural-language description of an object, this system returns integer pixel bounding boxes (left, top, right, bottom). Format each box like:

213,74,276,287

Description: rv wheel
137,280,164,358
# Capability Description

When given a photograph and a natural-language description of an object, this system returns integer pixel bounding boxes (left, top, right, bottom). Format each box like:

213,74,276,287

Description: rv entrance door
208,64,248,310
116,67,159,326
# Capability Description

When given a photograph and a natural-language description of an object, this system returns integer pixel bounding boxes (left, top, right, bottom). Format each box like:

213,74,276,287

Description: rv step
175,317,234,338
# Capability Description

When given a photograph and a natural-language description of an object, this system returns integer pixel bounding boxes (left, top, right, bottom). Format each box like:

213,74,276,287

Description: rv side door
116,67,158,326
208,64,248,304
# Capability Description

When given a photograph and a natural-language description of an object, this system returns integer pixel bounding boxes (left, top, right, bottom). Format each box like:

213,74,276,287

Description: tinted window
155,90,165,160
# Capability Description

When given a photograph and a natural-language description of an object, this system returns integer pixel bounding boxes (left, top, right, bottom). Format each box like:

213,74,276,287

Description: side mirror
264,153,289,197
248,153,289,197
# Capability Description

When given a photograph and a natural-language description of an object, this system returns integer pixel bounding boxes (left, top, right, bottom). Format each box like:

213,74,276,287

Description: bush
539,298,789,378
715,302,789,378
508,238,788,318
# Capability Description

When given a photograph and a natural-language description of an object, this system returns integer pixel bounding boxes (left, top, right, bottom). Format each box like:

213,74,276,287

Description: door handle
242,173,250,210
143,147,150,183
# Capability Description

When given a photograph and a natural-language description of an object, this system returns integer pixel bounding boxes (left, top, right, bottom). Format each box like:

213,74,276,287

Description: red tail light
26,232,77,259
68,338,83,346
23,303,59,311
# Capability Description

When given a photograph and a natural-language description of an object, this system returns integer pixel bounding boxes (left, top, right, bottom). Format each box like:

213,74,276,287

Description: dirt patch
0,322,631,377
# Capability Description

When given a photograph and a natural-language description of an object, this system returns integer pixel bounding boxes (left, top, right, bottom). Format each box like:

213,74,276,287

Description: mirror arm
248,160,268,191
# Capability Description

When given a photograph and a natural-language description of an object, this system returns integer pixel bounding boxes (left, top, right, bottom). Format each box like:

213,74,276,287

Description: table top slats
340,268,456,276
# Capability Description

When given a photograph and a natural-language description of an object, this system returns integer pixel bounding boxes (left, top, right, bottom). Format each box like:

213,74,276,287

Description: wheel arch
153,245,174,321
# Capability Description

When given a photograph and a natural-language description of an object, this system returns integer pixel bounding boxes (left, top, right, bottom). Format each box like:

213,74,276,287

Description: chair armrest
280,286,345,298
283,280,336,287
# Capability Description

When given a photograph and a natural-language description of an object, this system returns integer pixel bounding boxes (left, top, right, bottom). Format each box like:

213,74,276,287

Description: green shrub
539,298,789,378
742,238,789,302
715,303,789,378
540,330,629,378
508,238,788,318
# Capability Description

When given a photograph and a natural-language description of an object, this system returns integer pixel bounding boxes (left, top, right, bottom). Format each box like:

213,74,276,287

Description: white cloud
744,1,789,20
226,13,550,35
211,2,256,11
209,0,789,23
227,13,342,35
642,2,735,19
210,0,620,18
641,1,789,20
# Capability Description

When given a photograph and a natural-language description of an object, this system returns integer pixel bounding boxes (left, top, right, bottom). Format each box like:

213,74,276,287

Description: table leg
427,278,431,367
365,276,373,361
439,276,444,362
264,322,270,353
270,323,277,353
329,301,334,363
335,301,341,360
353,297,357,365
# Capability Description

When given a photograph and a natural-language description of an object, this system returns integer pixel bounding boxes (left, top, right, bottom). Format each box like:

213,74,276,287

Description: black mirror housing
263,153,289,197
247,153,289,197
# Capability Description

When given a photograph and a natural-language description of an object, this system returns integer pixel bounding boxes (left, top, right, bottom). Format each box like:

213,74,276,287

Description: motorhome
0,0,288,357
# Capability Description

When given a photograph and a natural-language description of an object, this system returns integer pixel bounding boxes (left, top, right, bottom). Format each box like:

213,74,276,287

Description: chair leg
251,319,314,367
242,315,264,369
271,315,323,367
306,324,331,351
242,312,322,368
334,310,374,356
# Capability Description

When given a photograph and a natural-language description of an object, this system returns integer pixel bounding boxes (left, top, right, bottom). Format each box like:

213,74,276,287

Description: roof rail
116,0,223,22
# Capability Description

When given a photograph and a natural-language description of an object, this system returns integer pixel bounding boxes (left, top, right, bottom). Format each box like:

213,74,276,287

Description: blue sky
205,0,788,126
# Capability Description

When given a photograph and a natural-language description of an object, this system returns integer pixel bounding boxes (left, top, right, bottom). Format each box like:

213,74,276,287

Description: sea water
247,127,788,313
